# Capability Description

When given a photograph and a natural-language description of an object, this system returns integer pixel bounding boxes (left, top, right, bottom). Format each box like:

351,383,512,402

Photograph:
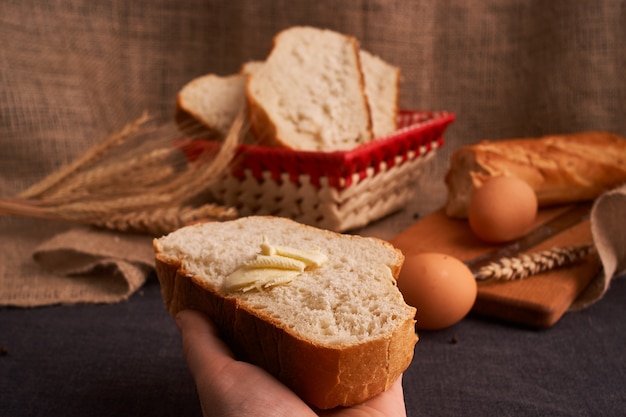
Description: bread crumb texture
247,26,372,151
178,73,246,137
155,216,414,346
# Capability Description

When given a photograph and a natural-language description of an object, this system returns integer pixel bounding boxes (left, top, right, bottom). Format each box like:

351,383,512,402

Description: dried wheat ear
475,243,596,281
0,110,244,235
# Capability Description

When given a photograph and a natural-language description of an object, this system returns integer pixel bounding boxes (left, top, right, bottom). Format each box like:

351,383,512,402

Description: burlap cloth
0,221,154,306
1,1,625,307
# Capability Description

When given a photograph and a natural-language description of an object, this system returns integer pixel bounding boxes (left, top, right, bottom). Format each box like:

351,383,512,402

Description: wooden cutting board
390,206,601,328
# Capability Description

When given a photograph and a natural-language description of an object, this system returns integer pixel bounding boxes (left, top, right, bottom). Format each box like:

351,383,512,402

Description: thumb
175,309,317,417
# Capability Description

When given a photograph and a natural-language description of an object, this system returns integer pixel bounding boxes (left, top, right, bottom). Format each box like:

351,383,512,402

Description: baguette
445,131,626,218
153,216,417,409
246,26,374,151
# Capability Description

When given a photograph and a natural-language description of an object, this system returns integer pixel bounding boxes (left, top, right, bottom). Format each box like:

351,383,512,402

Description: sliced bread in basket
175,26,400,150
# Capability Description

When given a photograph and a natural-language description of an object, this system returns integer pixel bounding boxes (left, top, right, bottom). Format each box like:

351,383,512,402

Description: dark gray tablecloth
2,272,624,417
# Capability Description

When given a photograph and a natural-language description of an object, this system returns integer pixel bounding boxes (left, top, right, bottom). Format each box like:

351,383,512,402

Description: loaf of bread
153,216,417,409
445,131,626,218
247,26,383,151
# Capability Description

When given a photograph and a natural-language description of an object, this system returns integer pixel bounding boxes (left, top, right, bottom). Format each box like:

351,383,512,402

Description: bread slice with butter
153,216,417,409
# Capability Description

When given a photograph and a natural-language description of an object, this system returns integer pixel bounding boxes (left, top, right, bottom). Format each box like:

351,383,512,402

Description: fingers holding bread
176,309,234,362
176,309,319,417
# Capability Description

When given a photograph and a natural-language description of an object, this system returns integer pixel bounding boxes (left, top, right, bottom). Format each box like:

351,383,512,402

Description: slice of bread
246,26,374,151
175,62,263,140
360,50,400,138
153,216,417,409
175,73,247,139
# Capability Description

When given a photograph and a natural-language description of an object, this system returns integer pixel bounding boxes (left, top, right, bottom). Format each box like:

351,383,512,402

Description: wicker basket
185,110,454,232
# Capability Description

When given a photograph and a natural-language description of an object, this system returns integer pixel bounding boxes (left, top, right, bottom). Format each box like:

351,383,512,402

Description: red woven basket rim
179,110,455,188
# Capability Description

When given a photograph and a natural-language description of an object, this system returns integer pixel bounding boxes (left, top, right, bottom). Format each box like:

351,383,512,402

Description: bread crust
154,232,417,409
174,99,219,140
245,75,281,147
445,131,626,218
352,40,375,144
391,67,401,132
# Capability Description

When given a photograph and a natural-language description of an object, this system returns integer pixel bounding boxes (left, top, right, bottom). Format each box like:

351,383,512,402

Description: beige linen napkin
572,183,626,310
0,220,155,307
32,226,155,297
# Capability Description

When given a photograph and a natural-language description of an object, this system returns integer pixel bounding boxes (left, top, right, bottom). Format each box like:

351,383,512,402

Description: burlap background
2,0,625,306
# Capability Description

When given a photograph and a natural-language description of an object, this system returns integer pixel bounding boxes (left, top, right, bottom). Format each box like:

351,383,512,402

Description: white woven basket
187,110,454,232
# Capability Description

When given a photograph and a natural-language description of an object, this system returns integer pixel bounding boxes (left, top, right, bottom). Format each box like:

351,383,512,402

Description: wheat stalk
475,243,595,281
45,147,178,202
18,112,152,200
0,108,244,235
90,203,238,236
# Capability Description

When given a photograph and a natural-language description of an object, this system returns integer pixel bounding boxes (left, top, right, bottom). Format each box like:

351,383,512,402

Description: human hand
176,309,408,417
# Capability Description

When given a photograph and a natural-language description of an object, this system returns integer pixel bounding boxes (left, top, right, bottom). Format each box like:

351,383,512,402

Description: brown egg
468,176,538,243
397,253,477,330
